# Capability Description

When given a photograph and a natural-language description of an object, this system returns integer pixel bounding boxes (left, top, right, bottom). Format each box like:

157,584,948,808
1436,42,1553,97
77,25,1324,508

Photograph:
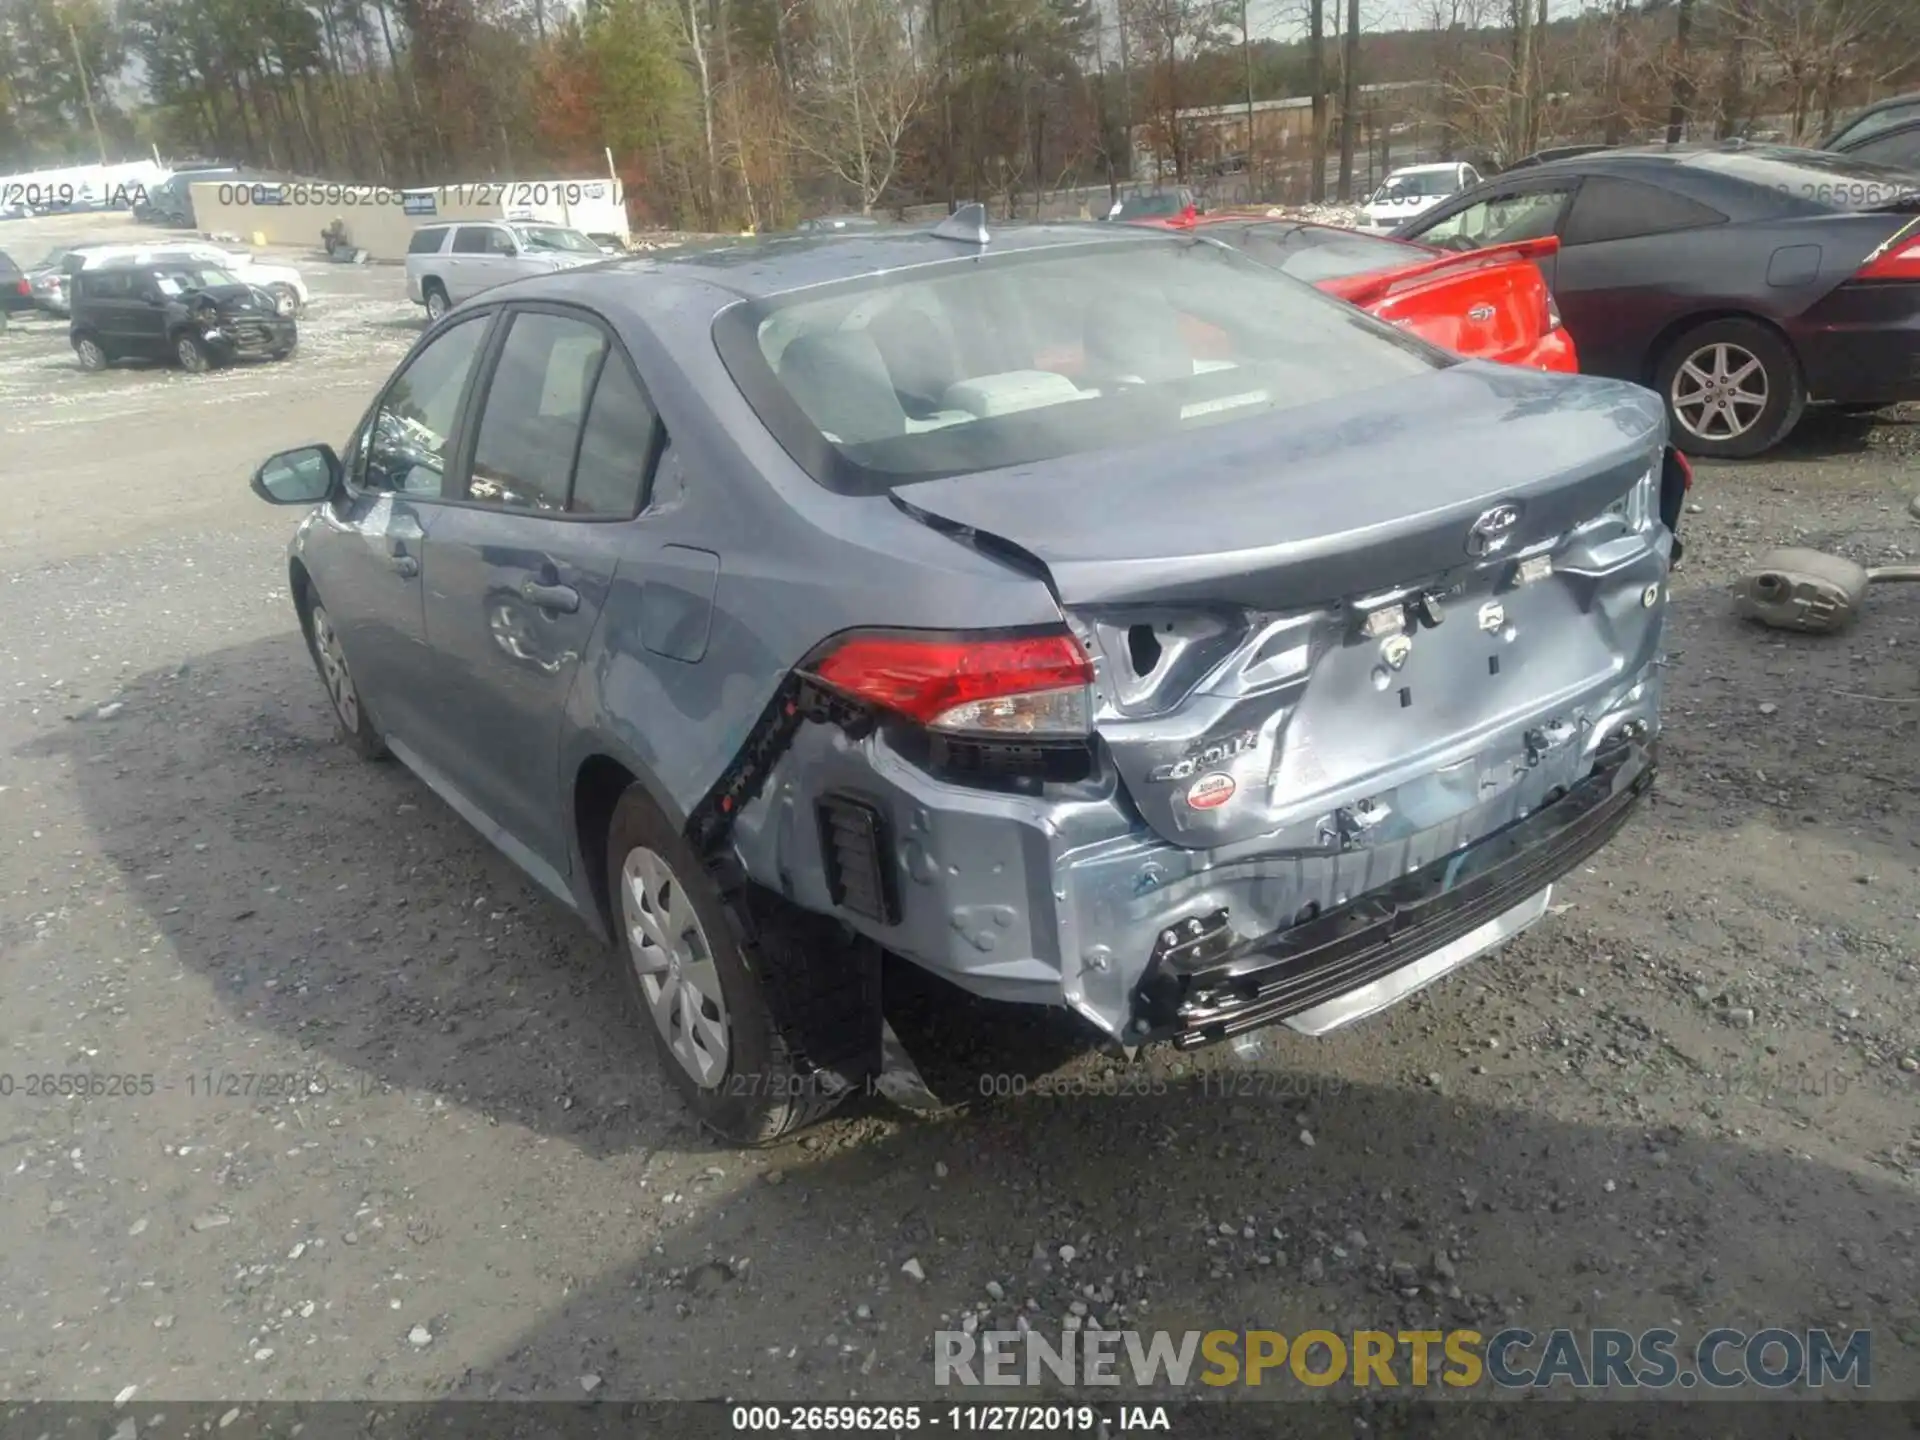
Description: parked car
70,259,297,373
1357,162,1481,233
1130,212,1579,375
26,244,112,315
1826,115,1920,172
585,232,631,254
405,220,606,320
1388,143,1920,457
1821,92,1920,151
73,241,309,315
247,208,1672,1143
1,251,32,321
1104,187,1200,222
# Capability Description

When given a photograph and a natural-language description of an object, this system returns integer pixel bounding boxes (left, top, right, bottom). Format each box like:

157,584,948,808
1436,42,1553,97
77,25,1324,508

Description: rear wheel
1655,318,1805,459
605,785,863,1145
74,336,109,371
175,333,211,374
423,281,449,321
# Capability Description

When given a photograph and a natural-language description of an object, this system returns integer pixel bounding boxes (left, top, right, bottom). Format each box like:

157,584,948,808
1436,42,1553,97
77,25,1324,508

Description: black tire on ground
74,335,109,371
423,281,449,321
174,332,212,374
604,784,867,1145
299,593,389,761
1654,317,1806,460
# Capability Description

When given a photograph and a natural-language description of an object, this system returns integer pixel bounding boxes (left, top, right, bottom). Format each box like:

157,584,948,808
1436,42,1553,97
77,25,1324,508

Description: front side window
1413,186,1577,249
1834,100,1920,147
466,312,609,511
359,314,490,495
718,237,1442,494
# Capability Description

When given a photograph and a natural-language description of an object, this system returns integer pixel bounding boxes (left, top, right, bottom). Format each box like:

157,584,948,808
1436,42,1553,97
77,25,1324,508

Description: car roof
573,221,1175,303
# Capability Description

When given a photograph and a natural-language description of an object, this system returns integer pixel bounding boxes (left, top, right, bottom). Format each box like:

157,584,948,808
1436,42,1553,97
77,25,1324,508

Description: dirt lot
1,210,1917,1409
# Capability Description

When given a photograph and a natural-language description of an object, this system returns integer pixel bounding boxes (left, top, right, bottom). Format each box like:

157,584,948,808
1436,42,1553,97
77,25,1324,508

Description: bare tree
1336,0,1356,197
1308,0,1326,199
790,0,930,213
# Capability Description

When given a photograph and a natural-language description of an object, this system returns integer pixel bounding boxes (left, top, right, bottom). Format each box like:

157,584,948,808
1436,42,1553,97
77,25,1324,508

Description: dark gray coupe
250,208,1672,1143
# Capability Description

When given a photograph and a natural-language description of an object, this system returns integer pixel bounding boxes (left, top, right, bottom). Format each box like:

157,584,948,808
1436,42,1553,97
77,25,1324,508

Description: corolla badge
1465,502,1524,557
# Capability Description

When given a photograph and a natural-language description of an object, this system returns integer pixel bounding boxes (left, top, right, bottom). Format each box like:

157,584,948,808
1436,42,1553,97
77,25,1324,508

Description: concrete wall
187,178,628,258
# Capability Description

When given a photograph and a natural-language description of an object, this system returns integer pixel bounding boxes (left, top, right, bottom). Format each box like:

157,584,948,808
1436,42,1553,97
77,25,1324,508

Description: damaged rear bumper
727,671,1661,1050
1132,736,1653,1047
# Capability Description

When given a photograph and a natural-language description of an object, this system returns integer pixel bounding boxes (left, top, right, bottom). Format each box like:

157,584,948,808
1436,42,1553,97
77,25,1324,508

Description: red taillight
807,630,1094,736
1672,448,1694,491
1856,232,1920,282
1544,289,1564,331
12,279,25,296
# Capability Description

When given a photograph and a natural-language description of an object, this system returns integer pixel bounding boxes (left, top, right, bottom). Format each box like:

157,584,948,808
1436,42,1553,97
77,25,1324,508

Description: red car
1134,211,1579,374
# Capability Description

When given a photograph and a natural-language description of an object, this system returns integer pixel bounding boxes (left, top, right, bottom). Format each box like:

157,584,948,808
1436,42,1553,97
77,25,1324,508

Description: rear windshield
514,225,600,254
715,236,1445,495
1214,221,1425,282
1689,147,1920,211
1113,193,1189,219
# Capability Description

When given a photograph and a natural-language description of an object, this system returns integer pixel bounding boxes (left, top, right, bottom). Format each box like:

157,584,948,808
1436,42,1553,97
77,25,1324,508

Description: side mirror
252,444,341,505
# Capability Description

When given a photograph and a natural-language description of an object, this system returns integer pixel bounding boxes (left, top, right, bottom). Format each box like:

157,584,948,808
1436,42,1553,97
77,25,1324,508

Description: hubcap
620,847,730,1087
427,292,446,317
1671,342,1768,441
309,605,361,731
179,339,200,368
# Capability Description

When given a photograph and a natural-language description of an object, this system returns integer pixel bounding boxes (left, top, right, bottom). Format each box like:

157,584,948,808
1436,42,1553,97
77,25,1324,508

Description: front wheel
175,333,212,374
300,595,388,760
268,283,300,317
1655,318,1806,459
605,786,863,1145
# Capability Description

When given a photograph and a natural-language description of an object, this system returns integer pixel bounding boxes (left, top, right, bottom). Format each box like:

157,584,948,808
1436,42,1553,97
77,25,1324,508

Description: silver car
404,220,605,320
251,209,1673,1144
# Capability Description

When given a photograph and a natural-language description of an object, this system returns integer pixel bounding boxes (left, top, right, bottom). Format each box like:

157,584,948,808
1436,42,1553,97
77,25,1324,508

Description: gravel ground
1,212,1917,1408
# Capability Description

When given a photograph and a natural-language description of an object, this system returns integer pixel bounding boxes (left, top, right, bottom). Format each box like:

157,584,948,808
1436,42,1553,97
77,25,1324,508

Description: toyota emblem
1466,503,1523,557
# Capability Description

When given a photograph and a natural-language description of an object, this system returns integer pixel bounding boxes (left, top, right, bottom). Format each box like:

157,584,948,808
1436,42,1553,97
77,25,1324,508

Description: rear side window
570,358,661,516
466,311,609,511
451,226,498,255
715,239,1441,495
1561,176,1727,245
408,228,448,256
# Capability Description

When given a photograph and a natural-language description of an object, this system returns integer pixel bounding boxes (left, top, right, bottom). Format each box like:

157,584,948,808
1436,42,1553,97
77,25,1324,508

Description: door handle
522,580,579,613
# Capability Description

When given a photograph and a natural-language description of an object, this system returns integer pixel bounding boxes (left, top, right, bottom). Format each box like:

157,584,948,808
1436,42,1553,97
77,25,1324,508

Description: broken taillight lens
1856,232,1920,282
806,630,1094,737
1544,289,1564,331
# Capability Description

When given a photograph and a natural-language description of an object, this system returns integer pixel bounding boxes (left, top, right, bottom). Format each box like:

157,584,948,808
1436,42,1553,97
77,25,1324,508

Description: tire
300,595,388,761
174,332,212,374
1654,318,1806,459
604,785,867,1145
268,283,301,317
422,281,449,321
74,336,109,371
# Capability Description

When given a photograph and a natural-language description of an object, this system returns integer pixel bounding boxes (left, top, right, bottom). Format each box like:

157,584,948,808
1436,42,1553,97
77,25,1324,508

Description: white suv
404,221,606,320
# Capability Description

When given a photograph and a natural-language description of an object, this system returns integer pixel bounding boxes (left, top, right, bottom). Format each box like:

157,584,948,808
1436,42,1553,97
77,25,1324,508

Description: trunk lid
1325,237,1557,363
892,364,1668,849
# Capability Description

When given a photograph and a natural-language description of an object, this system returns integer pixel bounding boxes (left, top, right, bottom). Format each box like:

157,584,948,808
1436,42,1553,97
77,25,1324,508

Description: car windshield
1217,222,1423,282
719,237,1443,494
1371,171,1457,203
152,265,240,294
514,226,600,254
1114,193,1188,219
